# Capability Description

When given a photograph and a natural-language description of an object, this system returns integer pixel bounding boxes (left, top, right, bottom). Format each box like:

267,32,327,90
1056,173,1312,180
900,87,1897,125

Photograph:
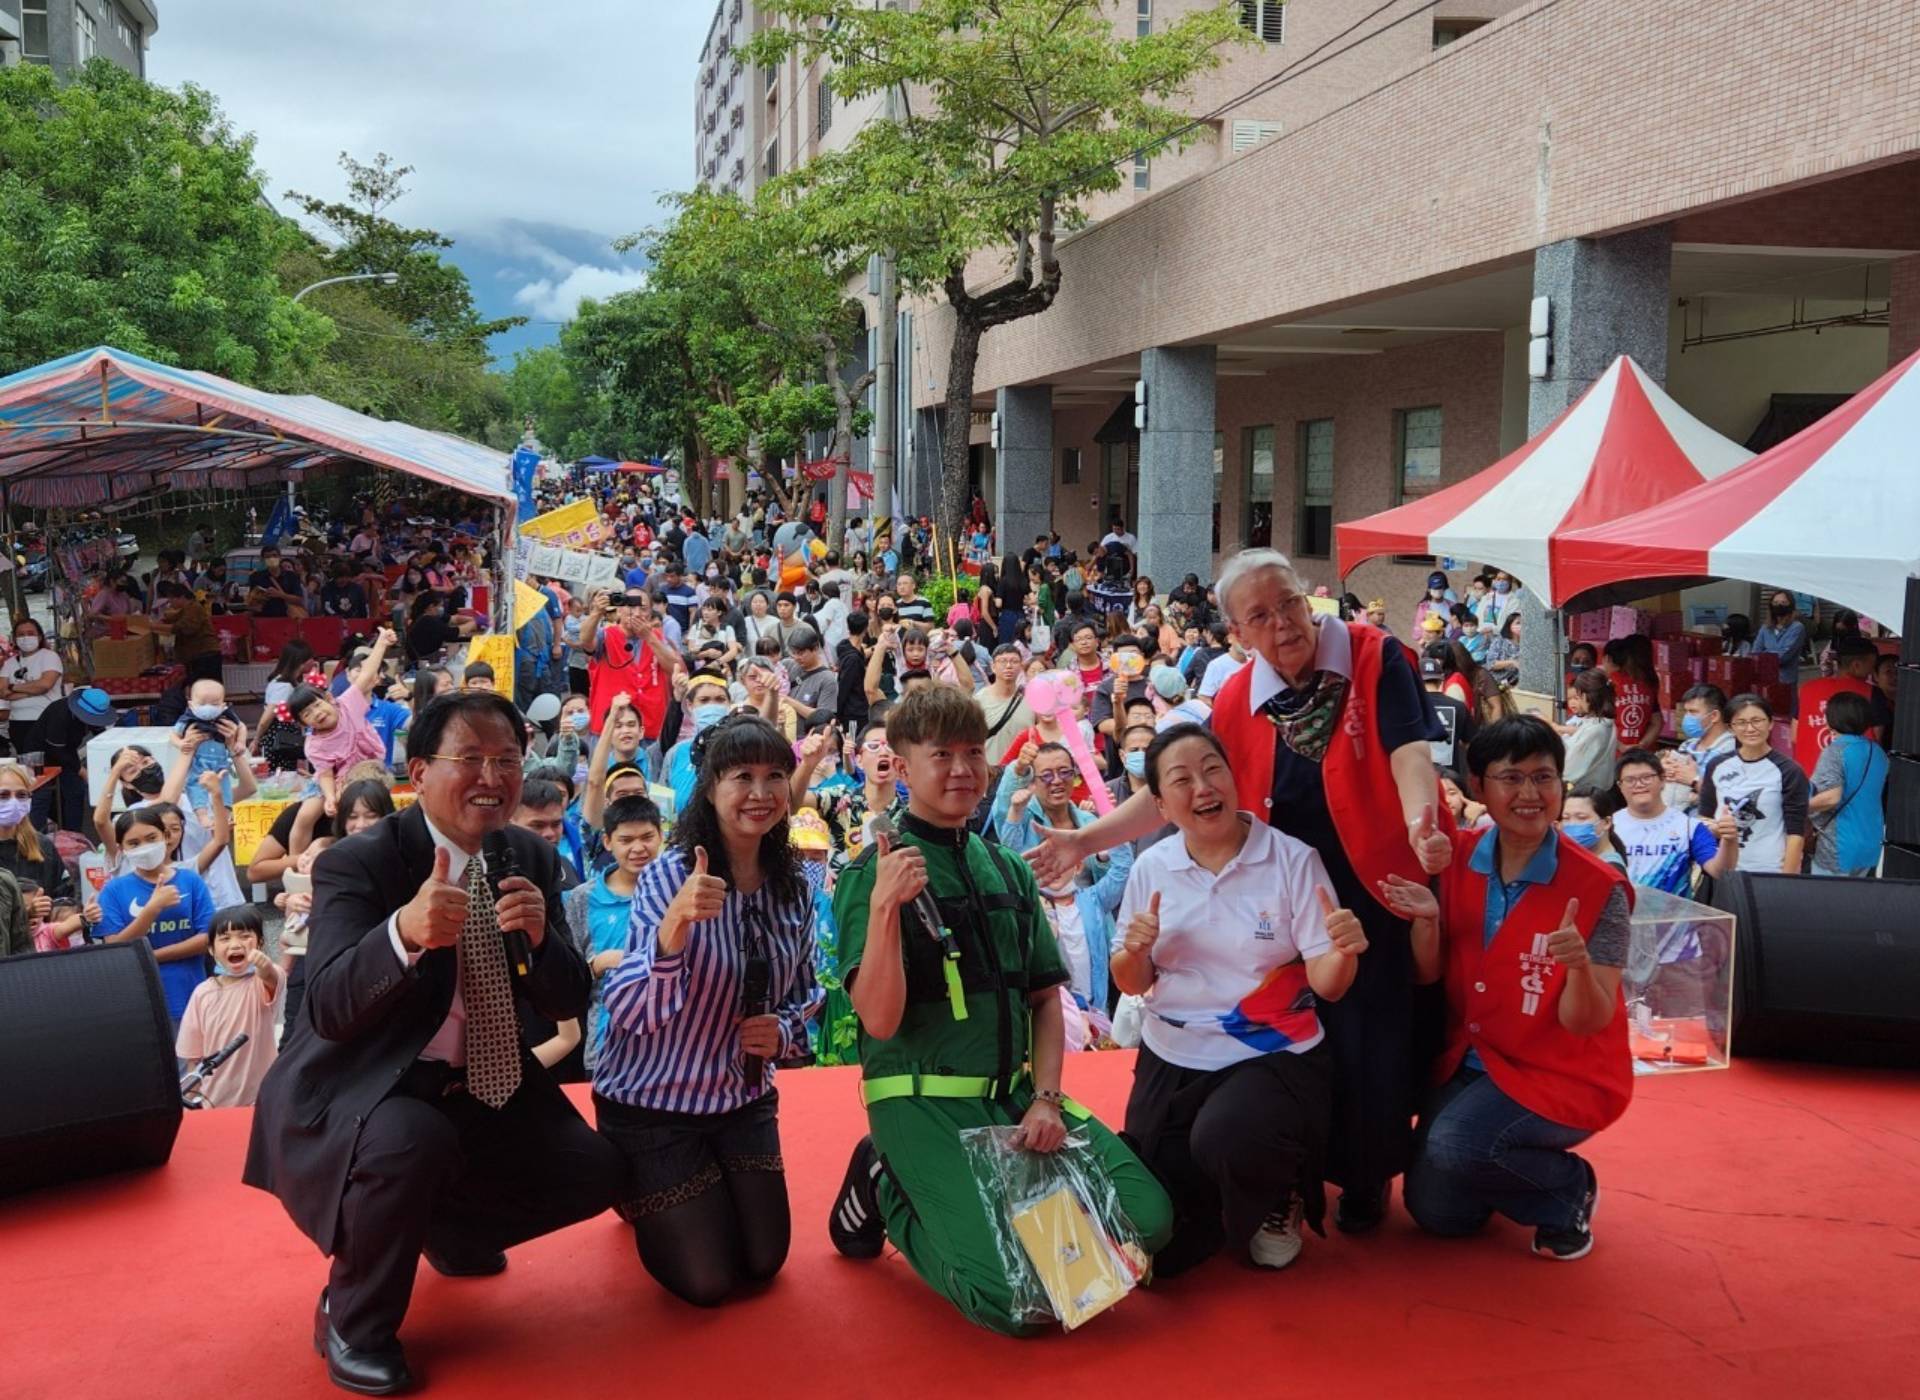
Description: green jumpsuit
833,815,1173,1337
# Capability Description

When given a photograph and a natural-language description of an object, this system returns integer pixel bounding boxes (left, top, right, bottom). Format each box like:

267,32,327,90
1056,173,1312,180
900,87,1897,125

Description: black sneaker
828,1136,886,1259
1532,1160,1598,1261
1335,1180,1389,1234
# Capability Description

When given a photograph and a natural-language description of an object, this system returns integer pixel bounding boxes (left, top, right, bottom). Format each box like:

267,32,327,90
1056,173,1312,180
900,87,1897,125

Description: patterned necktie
460,857,521,1108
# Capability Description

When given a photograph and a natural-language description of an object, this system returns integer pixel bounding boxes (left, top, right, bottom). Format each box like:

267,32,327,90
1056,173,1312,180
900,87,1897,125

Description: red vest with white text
1211,621,1442,903
1794,675,1872,774
1436,829,1633,1132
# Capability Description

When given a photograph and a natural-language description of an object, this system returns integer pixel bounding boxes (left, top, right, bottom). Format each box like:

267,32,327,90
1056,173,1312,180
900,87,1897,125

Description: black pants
1124,1041,1332,1276
594,1090,789,1308
329,1060,624,1350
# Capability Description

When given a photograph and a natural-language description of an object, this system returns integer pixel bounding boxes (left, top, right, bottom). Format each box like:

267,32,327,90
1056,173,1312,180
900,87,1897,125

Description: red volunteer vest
1211,622,1443,904
587,625,668,739
1437,829,1633,1133
1794,675,1871,774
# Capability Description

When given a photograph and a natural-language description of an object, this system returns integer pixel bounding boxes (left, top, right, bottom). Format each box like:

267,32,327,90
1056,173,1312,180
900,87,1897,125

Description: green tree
0,60,332,383
748,0,1246,549
557,290,707,499
628,186,873,529
503,344,585,455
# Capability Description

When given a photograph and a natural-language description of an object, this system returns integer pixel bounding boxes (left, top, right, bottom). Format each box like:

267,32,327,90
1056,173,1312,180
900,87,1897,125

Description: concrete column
993,385,1053,566
1889,255,1920,369
1521,225,1673,694
1137,344,1217,589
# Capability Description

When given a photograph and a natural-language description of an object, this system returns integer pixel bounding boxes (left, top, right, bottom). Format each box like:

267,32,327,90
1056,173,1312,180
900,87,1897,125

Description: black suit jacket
243,805,592,1253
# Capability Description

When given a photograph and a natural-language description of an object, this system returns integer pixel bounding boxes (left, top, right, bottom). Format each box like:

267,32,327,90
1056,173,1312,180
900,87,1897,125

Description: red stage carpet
3,1055,1917,1399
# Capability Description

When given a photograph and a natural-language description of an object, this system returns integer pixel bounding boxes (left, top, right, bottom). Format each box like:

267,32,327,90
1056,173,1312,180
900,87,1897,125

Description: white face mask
13,636,38,653
126,842,169,872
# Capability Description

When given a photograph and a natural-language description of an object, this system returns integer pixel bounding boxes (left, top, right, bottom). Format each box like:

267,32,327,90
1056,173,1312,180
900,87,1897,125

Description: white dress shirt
387,811,489,1066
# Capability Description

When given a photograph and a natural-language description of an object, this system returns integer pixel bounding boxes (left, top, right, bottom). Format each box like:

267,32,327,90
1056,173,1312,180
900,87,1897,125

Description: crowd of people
0,471,1898,1392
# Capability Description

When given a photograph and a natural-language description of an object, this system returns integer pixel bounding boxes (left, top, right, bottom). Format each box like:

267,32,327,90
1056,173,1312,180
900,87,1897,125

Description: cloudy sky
149,1,714,360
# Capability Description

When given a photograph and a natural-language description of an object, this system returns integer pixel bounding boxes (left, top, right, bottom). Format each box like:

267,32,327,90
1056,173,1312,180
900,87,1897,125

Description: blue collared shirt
1464,827,1560,1071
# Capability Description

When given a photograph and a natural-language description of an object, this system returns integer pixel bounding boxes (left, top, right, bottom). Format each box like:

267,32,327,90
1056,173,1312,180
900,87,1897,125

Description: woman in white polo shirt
1111,724,1368,1276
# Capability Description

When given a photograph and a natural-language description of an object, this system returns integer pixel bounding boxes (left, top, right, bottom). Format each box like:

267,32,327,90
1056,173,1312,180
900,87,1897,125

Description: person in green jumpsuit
826,684,1172,1336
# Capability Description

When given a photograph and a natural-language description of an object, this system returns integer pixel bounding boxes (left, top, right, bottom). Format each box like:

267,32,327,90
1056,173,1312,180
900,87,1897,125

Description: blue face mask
1680,713,1707,741
1122,750,1147,779
213,960,258,978
1562,821,1601,850
693,703,729,734
1492,580,1511,595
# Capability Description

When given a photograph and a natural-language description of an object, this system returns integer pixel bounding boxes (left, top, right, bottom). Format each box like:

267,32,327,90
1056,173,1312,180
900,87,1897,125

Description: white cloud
513,265,651,322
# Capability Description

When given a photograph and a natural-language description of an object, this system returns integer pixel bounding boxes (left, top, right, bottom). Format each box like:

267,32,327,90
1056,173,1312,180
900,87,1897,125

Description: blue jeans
1404,1067,1593,1235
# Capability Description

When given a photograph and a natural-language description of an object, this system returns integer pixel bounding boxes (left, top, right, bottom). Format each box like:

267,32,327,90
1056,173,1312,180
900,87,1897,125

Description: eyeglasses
423,754,525,779
1619,774,1661,789
1485,770,1564,793
1034,770,1074,786
1730,716,1771,730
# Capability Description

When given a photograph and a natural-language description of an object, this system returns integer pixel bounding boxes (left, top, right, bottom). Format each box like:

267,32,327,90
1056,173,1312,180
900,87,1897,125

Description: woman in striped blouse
592,714,819,1306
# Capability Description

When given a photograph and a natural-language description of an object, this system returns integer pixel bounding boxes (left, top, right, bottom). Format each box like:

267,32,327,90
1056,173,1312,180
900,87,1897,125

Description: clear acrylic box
1623,885,1735,1074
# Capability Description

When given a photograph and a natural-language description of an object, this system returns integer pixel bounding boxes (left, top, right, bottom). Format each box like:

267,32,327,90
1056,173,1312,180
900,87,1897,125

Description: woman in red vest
1378,715,1632,1261
1030,549,1453,1232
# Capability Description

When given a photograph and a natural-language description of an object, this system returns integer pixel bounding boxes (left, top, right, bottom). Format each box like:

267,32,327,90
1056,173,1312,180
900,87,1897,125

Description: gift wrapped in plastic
957,1125,1152,1332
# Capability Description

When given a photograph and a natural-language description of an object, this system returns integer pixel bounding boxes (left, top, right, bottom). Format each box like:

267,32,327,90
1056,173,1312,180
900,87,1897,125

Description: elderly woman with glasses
1377,716,1634,1263
1030,548,1453,1235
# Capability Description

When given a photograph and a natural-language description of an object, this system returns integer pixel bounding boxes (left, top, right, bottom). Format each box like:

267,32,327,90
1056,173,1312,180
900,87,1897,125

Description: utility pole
868,39,901,562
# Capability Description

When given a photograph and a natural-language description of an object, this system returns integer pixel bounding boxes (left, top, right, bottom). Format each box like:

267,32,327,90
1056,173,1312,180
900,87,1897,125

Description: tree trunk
938,308,985,579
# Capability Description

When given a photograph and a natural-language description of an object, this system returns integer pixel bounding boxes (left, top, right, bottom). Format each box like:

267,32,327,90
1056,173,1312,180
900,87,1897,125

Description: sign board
520,498,608,549
230,798,282,866
514,579,551,630
464,632,518,702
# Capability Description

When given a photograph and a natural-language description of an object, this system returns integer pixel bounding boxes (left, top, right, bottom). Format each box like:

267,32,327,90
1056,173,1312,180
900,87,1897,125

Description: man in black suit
245,692,623,1395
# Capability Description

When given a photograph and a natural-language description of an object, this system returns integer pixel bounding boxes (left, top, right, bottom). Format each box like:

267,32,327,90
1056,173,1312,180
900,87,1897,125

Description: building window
1393,405,1443,562
1296,419,1333,558
1210,431,1225,552
1395,406,1443,504
1434,18,1490,47
75,5,96,61
1238,0,1285,44
1060,447,1081,486
1136,0,1152,37
22,0,49,62
1244,425,1275,548
764,135,779,181
818,76,833,139
1132,154,1149,191
111,4,136,47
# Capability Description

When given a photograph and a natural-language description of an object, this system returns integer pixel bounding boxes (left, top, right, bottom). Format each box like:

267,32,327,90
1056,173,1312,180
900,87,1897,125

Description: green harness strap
859,1072,1090,1121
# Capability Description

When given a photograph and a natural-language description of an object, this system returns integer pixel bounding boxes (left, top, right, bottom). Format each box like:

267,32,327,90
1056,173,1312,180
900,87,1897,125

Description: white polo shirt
1115,815,1336,1071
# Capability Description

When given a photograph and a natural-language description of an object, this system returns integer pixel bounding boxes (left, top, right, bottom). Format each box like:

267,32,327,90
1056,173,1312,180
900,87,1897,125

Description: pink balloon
1025,670,1111,815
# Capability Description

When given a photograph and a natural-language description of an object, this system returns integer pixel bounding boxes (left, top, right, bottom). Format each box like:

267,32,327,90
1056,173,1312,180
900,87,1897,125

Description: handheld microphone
740,947,772,1083
866,815,949,945
482,831,533,977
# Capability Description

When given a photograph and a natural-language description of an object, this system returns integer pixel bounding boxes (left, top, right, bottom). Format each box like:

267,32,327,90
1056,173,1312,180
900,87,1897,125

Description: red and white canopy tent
1555,348,1920,627
1336,355,1752,600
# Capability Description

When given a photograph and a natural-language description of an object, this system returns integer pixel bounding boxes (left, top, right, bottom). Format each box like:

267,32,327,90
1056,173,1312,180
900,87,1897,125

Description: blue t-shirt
98,868,217,1019
366,697,409,765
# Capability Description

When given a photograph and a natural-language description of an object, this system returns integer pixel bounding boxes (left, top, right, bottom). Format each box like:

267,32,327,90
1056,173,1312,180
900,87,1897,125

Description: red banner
800,456,848,482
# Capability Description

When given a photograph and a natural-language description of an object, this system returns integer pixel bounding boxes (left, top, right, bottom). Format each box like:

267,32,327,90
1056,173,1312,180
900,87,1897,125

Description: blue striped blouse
593,846,820,1115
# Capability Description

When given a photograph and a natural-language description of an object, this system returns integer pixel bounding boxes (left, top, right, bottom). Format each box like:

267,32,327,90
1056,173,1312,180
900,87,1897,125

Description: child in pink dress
175,905,282,1108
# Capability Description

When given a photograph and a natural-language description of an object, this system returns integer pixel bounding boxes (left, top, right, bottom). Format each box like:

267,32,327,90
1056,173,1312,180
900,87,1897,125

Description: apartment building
0,0,155,78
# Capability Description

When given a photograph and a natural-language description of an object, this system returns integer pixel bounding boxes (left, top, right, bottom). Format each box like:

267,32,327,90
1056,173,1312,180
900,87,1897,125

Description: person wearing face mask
1752,592,1809,717
1558,787,1627,872
662,674,734,814
1412,572,1456,639
0,760,75,912
97,806,218,1030
0,618,65,753
1660,684,1735,813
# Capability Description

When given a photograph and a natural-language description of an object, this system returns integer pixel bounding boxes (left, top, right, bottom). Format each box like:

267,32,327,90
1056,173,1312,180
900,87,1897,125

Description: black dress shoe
314,1289,413,1396
422,1244,508,1278
1335,1181,1390,1234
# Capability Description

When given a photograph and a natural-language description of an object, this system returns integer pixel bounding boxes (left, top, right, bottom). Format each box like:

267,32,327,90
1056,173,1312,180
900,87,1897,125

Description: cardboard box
1751,652,1781,685
91,635,156,678
1653,638,1694,670
1707,655,1755,690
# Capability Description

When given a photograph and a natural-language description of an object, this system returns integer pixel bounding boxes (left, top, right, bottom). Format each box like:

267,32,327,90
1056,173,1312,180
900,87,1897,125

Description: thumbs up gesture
1409,803,1451,875
397,845,471,952
1122,891,1161,957
1543,900,1588,969
1319,886,1369,957
663,846,728,952
1709,802,1739,844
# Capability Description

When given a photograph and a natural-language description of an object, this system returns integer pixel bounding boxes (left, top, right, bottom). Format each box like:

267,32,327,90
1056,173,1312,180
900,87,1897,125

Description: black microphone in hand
740,949,772,1083
482,831,533,977
866,814,950,946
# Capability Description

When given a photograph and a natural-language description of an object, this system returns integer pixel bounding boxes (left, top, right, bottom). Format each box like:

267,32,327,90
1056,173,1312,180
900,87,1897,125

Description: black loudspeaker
1886,756,1920,846
1894,665,1920,757
1882,842,1920,882
1902,577,1920,665
0,943,182,1198
1711,872,1920,1067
